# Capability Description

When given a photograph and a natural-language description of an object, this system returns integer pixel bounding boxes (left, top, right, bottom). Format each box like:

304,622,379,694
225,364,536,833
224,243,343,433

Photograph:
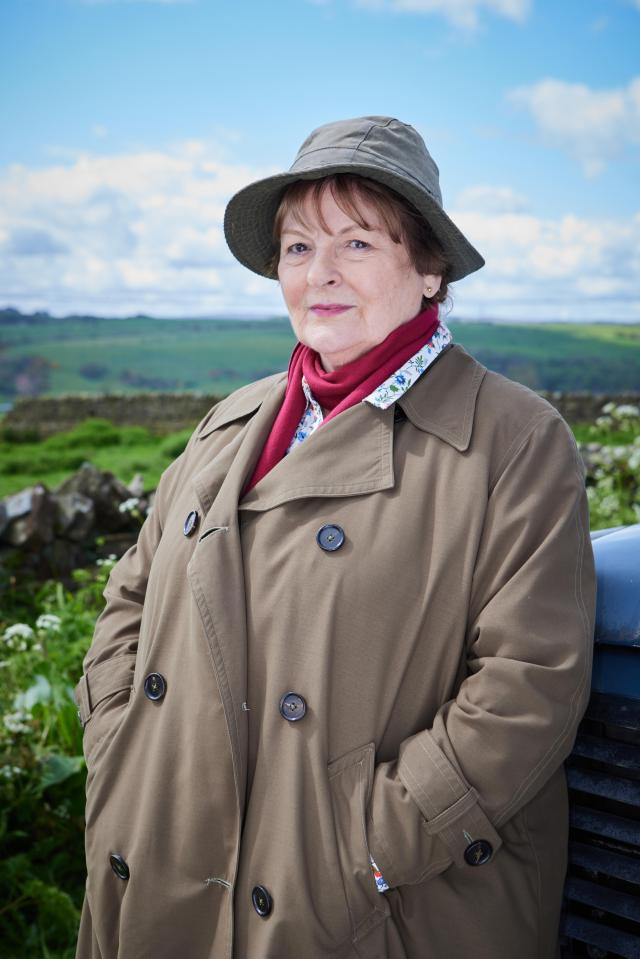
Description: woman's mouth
309,304,353,316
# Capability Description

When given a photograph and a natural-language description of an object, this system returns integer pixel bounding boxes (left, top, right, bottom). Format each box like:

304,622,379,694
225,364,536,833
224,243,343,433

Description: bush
44,420,121,450
0,560,114,958
580,402,640,529
159,429,192,459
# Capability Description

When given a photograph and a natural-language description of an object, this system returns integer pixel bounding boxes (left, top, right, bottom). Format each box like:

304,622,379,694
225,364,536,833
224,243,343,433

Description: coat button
109,853,130,880
464,839,493,866
316,524,345,552
143,672,167,701
252,885,272,917
183,510,199,536
279,691,307,722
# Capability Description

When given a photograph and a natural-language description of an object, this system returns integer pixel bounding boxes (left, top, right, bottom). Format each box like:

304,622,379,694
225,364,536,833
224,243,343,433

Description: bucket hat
224,115,484,283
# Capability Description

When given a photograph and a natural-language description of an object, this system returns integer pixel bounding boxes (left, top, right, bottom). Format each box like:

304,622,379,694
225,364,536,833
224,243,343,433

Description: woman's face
277,185,442,371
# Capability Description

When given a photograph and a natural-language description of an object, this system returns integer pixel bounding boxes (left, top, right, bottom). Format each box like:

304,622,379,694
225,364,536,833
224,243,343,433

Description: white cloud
509,76,640,176
453,184,528,214
0,141,282,318
0,147,638,321
449,202,640,320
356,0,530,29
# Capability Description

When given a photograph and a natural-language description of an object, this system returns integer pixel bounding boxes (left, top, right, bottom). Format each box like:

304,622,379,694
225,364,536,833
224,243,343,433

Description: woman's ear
423,274,442,298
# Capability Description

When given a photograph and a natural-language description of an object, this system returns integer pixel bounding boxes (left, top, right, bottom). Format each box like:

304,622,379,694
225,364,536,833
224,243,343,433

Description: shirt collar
301,321,452,412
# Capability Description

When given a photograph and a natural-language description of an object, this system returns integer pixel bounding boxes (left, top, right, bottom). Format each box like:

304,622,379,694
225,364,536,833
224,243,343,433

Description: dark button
279,691,307,722
464,839,493,866
144,672,167,701
109,853,130,880
316,524,345,552
183,510,199,537
252,885,272,917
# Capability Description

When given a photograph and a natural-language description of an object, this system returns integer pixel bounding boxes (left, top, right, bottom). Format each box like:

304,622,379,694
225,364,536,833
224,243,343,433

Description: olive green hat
223,115,485,283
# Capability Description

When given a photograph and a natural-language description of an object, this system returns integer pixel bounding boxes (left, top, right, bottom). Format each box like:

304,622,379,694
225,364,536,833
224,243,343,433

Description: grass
0,421,192,499
2,311,640,397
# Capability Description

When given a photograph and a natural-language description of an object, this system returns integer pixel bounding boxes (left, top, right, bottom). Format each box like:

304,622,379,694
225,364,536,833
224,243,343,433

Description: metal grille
561,693,640,958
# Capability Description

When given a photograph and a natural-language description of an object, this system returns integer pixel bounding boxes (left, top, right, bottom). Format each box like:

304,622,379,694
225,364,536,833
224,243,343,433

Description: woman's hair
269,173,451,307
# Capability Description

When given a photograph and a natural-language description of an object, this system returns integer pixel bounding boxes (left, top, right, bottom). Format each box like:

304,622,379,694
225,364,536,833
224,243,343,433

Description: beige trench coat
74,344,596,959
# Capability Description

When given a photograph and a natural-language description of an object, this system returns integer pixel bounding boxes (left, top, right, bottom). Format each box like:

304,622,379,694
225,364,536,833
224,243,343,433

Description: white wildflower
613,404,640,419
602,402,616,415
36,613,62,633
3,710,31,734
118,497,140,514
599,494,621,517
3,624,34,642
0,764,23,780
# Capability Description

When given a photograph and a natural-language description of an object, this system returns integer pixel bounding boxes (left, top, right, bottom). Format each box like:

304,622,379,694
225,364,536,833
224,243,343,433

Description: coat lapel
186,376,287,813
239,401,396,513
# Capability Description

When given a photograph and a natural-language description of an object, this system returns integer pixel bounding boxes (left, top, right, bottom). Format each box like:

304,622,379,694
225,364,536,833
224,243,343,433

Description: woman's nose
306,247,340,287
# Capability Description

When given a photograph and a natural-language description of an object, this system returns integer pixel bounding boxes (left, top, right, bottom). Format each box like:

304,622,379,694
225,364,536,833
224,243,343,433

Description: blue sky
1,0,639,320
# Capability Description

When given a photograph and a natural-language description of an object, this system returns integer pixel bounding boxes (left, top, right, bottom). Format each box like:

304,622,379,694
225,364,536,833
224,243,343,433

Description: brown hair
269,173,451,307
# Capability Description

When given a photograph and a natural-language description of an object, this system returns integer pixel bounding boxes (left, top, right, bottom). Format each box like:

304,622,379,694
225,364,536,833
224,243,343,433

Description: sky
1,0,639,322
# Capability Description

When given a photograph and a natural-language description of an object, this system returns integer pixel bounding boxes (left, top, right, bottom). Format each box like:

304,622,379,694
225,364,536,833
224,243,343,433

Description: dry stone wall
2,392,224,438
3,389,640,437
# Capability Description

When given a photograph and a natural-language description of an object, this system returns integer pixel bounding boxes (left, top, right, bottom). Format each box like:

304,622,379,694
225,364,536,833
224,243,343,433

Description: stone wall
2,389,640,438
2,392,224,438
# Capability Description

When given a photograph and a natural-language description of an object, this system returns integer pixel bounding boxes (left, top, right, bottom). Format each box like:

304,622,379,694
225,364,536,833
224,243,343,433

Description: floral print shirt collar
287,321,452,454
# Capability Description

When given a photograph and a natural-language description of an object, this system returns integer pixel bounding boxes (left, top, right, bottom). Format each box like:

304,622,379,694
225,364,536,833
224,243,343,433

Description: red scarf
245,304,440,494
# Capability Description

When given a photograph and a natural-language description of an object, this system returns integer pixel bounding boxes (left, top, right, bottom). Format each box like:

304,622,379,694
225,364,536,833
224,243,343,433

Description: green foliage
158,428,192,459
0,419,185,498
2,310,639,397
0,561,113,958
579,402,640,529
0,311,295,400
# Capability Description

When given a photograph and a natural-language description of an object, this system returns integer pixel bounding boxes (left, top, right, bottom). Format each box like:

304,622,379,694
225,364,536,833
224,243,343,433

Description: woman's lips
309,304,353,316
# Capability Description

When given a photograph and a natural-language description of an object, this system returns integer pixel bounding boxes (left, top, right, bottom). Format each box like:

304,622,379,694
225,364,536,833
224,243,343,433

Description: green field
2,309,639,399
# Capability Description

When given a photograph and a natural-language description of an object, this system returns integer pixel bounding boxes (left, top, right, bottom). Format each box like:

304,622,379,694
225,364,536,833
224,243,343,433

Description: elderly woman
74,116,596,959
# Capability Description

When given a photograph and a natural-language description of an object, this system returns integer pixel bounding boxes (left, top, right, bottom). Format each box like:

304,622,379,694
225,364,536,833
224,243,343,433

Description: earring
425,286,432,295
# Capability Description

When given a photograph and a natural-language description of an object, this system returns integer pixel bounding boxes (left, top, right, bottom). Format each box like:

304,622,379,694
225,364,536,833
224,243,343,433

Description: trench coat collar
396,344,487,450
192,344,486,514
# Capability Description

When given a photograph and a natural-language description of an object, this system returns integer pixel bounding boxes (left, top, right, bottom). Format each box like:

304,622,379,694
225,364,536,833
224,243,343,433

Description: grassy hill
1,309,639,399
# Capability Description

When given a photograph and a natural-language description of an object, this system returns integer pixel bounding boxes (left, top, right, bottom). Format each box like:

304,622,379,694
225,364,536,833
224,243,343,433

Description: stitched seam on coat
399,756,437,819
460,363,486,449
416,733,467,807
488,408,554,496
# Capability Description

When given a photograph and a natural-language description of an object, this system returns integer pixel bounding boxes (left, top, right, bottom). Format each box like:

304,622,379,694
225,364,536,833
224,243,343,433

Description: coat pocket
74,655,136,773
327,742,390,946
82,687,131,773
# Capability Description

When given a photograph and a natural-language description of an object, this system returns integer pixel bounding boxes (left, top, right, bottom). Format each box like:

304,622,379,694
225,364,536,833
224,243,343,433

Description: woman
74,116,596,959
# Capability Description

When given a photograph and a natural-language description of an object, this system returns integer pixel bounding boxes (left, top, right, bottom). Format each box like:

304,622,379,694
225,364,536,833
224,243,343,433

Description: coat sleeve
73,426,202,746
365,409,596,889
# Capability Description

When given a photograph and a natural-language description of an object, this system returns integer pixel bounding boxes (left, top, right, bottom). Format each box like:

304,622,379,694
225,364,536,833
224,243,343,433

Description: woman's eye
286,242,309,255
348,239,370,250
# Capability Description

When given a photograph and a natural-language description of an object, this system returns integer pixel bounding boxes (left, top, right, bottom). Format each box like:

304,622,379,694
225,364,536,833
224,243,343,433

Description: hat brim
224,161,484,284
